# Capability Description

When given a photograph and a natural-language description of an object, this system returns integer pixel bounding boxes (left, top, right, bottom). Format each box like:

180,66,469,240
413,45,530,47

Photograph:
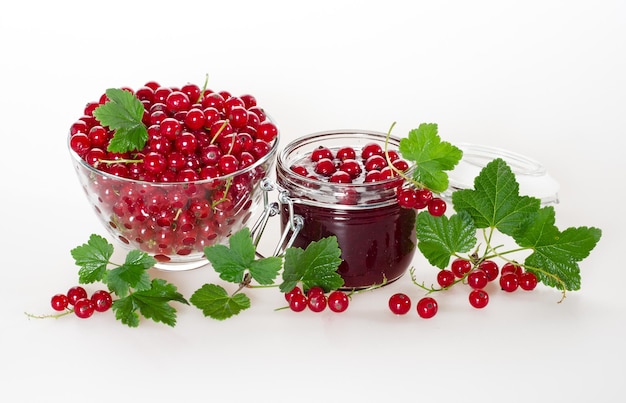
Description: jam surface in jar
276,130,418,289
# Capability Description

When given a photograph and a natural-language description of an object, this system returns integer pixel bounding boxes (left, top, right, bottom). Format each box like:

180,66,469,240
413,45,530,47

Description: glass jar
275,130,417,289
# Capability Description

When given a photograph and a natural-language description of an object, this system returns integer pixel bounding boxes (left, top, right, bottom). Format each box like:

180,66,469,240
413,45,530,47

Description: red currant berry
74,298,95,319
469,289,489,309
414,188,433,209
361,142,383,160
519,272,538,291
311,146,333,162
501,262,523,277
307,292,327,313
427,197,447,216
499,273,519,292
416,297,438,319
451,258,472,278
478,260,499,282
388,293,412,315
67,286,88,306
51,294,69,311
284,286,303,303
91,290,113,312
256,120,278,143
437,269,456,288
397,188,418,209
364,155,387,171
327,291,349,313
336,147,356,161
314,158,336,176
467,269,489,290
289,293,308,312
339,159,362,179
329,170,352,183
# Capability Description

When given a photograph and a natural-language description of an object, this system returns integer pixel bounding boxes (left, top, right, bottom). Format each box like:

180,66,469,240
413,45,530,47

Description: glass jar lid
442,143,560,205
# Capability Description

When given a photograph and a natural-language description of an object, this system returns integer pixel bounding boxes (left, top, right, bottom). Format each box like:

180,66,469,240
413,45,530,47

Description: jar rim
276,129,413,210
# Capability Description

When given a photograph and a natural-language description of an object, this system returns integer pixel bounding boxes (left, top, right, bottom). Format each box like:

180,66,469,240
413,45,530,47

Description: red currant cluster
68,81,278,260
289,142,446,214
290,143,409,185
70,82,278,181
404,259,539,313
284,286,350,313
51,286,113,319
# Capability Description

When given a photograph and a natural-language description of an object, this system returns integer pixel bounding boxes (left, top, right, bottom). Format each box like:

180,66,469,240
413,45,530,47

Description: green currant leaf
398,123,463,193
279,236,343,293
416,210,477,269
92,88,148,153
106,250,154,297
249,257,283,285
451,158,541,236
203,227,280,284
279,247,305,293
71,234,114,284
514,206,602,290
190,283,251,320
112,279,188,327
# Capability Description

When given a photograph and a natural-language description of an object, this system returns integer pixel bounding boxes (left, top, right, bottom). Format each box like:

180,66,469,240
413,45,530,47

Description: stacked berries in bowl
68,81,279,270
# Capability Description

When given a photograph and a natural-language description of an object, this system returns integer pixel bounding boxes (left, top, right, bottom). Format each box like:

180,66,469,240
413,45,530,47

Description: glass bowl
68,131,279,271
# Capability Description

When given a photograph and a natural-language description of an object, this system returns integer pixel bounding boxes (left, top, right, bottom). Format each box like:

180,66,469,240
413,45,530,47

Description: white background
1,0,624,401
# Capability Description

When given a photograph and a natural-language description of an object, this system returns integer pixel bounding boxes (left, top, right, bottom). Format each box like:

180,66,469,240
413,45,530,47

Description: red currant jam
276,130,417,289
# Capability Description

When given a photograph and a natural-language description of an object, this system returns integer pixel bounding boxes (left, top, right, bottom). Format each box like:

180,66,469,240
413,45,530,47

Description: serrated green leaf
113,279,187,327
111,298,140,327
190,283,251,320
106,261,152,298
72,234,114,284
92,88,148,153
416,210,477,269
451,158,541,236
249,257,283,285
398,123,462,192
203,227,281,285
513,206,602,290
279,247,305,293
279,236,343,293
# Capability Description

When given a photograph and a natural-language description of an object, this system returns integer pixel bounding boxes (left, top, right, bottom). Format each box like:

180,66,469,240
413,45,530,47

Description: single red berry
501,262,524,277
91,290,113,312
284,286,303,303
437,269,456,288
469,289,489,309
500,273,519,292
67,286,88,306
51,294,69,311
327,291,349,313
361,142,383,160
427,197,447,216
311,146,334,162
467,269,489,289
289,293,308,312
74,298,95,319
388,293,412,315
451,258,472,278
478,260,499,282
397,188,418,209
307,292,328,313
336,147,356,161
416,297,438,319
414,188,433,209
519,272,538,291
314,158,336,176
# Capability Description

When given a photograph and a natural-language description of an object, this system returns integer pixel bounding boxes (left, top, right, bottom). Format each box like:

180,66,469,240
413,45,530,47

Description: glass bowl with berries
68,81,280,271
